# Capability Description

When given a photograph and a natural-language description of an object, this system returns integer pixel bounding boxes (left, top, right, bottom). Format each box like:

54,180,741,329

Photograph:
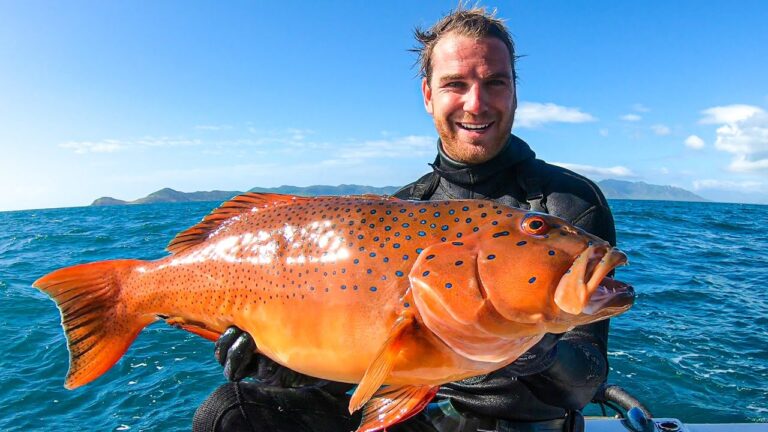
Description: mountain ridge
91,180,707,206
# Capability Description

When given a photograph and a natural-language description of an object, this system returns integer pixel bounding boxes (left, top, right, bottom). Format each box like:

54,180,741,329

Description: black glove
503,332,563,376
214,326,328,387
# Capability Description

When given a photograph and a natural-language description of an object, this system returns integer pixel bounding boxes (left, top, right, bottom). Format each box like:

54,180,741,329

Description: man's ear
421,77,433,115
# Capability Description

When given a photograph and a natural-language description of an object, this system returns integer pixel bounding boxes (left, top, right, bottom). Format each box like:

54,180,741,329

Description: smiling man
422,33,517,165
195,6,616,432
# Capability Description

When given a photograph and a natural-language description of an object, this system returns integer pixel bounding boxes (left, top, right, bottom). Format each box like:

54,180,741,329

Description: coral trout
34,193,634,431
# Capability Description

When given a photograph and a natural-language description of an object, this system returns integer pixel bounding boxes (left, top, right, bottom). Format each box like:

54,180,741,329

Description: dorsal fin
166,192,309,254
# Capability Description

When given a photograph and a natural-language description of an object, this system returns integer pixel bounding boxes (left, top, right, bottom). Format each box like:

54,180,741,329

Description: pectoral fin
348,313,414,414
356,385,440,432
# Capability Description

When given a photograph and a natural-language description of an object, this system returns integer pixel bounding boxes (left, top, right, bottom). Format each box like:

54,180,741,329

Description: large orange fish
34,193,634,431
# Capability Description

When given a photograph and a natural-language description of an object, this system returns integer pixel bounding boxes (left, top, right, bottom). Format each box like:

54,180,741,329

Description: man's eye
487,79,507,87
444,82,465,89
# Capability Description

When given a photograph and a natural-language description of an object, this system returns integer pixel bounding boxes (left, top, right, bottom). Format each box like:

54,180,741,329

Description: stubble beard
435,116,513,165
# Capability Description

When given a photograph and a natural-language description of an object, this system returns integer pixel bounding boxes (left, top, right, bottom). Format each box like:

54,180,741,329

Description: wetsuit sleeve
519,202,616,409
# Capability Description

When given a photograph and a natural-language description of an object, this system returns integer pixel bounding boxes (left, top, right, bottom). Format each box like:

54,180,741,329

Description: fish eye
522,215,550,236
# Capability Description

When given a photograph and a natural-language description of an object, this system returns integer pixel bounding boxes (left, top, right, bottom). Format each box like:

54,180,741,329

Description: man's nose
463,84,487,114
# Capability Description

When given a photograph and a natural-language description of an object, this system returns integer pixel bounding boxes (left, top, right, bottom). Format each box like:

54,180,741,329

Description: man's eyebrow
437,72,512,84
438,74,465,84
485,72,512,80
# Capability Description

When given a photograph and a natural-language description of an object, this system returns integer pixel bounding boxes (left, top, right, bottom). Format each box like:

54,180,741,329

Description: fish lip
583,247,633,314
554,245,631,315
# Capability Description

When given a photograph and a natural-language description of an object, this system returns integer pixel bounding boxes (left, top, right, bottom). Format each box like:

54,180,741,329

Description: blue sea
1,199,766,431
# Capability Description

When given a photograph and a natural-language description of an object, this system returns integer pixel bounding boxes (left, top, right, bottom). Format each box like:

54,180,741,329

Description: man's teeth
459,123,491,130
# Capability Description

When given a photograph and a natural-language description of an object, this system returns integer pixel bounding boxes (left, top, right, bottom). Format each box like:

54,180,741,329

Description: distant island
596,179,707,202
91,179,707,206
91,185,400,206
91,180,707,206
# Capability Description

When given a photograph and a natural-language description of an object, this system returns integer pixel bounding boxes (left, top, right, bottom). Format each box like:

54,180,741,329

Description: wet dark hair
413,4,517,85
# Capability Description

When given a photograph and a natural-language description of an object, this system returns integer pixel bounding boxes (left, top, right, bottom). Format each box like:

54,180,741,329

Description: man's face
422,33,517,164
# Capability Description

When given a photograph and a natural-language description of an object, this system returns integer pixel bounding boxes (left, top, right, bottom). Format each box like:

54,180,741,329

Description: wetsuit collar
431,134,536,187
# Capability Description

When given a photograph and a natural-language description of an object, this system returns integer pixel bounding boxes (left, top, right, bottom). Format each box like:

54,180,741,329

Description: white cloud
551,162,634,178
632,104,650,113
699,105,764,124
194,124,232,131
728,155,768,172
651,124,671,136
59,136,202,154
684,135,705,149
620,114,642,122
599,129,609,137
693,179,765,193
699,105,768,173
332,135,434,162
515,102,596,128
59,139,124,154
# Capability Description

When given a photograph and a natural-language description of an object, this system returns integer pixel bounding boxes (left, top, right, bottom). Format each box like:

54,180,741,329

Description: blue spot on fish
529,277,537,284
422,271,430,277
516,240,527,246
426,254,435,260
395,271,404,277
487,254,496,260
445,283,453,289
549,250,555,256
493,231,510,238
370,286,377,292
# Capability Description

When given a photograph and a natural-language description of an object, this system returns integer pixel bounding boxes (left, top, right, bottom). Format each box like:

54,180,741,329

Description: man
194,6,615,432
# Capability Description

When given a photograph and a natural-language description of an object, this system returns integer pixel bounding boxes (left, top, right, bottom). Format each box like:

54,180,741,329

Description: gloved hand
503,332,563,376
214,326,328,387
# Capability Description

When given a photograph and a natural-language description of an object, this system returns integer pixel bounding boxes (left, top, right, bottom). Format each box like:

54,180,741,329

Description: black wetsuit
193,134,616,432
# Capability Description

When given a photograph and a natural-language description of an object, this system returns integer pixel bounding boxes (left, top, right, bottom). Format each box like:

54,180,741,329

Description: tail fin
33,259,154,389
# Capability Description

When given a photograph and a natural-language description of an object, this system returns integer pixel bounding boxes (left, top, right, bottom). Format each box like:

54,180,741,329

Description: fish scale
33,192,634,432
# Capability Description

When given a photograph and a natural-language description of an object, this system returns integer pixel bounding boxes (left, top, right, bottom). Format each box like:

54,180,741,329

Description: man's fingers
214,327,243,366
223,332,257,381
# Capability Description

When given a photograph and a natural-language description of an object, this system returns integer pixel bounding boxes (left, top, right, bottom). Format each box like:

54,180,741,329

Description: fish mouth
554,245,634,315
582,276,635,315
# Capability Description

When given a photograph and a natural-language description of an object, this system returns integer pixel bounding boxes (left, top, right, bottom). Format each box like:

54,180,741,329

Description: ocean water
0,199,766,431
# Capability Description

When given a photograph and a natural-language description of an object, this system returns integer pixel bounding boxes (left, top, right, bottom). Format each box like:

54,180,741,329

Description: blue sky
1,1,767,211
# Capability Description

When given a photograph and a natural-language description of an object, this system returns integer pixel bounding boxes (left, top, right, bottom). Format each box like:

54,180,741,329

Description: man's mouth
457,122,493,131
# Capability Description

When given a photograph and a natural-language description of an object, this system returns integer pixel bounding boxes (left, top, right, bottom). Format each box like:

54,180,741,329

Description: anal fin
356,385,440,432
164,317,221,342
